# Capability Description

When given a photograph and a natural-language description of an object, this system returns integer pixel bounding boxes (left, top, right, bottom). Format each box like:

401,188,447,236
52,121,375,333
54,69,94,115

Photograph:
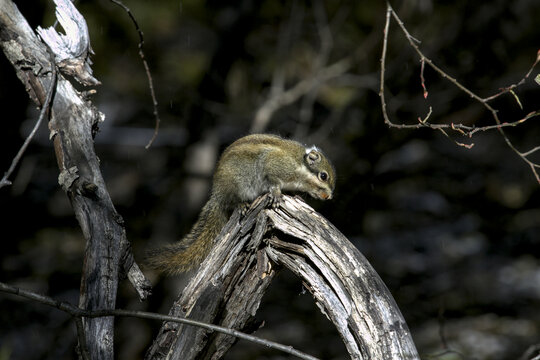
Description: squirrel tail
145,197,229,275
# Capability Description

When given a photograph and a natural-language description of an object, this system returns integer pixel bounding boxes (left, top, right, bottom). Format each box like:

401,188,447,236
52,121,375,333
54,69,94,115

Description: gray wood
147,194,420,360
0,1,151,359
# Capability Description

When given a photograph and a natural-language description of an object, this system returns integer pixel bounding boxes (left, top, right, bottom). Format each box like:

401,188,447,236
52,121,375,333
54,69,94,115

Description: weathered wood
0,0,151,358
266,196,419,359
36,0,99,86
145,196,277,360
146,194,420,360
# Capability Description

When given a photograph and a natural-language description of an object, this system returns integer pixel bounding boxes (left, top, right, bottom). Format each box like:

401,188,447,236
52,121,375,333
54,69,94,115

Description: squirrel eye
319,171,328,181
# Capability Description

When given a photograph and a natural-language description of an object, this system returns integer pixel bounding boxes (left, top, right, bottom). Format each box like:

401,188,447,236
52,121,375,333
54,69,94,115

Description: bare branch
0,281,318,360
379,1,540,183
252,57,352,133
521,145,540,157
0,48,57,189
482,50,540,102
252,1,355,134
108,0,161,149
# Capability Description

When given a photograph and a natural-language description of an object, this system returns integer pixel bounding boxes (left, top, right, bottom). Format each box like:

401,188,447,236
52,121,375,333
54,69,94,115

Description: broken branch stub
36,0,100,86
146,195,419,360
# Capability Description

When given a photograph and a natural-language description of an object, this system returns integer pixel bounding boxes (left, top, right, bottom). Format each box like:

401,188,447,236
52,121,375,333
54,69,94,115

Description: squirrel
146,133,336,275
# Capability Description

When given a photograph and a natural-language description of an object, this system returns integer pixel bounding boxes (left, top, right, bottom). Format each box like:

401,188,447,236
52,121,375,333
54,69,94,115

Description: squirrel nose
320,192,332,200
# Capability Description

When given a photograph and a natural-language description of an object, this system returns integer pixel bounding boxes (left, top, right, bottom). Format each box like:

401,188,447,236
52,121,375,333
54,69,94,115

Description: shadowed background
1,0,539,359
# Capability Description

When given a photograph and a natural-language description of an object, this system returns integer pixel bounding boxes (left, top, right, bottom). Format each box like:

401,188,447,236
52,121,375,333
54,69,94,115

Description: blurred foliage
1,0,539,359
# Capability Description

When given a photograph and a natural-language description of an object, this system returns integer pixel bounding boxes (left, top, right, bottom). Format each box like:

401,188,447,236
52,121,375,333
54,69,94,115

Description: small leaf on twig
509,89,523,109
535,73,540,86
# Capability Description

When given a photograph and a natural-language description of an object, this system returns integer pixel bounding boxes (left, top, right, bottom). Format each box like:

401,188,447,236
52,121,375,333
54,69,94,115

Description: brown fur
146,134,335,275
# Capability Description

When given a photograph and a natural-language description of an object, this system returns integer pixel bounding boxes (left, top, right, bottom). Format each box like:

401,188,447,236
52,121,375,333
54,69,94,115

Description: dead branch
0,0,151,358
0,280,315,360
108,0,161,149
146,194,420,360
0,48,57,188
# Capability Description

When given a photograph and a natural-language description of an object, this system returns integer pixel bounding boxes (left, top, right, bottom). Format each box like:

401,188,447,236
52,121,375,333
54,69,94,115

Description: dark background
1,0,539,359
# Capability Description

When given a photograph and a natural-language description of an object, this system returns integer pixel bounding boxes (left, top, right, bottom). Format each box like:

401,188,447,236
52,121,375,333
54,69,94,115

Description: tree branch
0,0,152,358
0,46,57,188
108,0,161,149
379,1,540,183
0,280,317,360
146,194,419,360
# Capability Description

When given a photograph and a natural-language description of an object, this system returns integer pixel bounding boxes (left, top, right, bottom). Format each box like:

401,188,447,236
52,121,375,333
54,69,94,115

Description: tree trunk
0,0,150,358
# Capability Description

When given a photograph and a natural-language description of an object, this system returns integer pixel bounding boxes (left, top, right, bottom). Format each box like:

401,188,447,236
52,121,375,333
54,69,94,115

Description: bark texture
0,1,151,359
146,195,420,360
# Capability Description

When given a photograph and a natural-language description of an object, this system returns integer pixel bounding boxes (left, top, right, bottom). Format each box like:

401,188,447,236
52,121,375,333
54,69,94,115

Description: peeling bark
146,195,420,360
0,1,151,359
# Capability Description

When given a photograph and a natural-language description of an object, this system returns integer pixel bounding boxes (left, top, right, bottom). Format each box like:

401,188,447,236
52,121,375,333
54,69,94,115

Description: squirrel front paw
269,187,283,209
240,202,251,216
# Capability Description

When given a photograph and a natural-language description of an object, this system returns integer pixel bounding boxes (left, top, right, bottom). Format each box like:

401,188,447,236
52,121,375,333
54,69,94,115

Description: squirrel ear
305,149,321,165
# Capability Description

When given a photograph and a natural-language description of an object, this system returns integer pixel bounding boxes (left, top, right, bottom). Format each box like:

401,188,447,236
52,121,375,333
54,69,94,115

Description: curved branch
108,0,160,149
146,195,419,360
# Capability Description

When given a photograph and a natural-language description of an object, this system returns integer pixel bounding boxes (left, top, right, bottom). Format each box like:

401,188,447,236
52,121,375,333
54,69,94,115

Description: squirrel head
303,146,336,200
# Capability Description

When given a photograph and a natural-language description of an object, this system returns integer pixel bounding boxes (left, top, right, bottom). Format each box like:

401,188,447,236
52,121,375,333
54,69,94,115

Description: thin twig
467,111,540,136
379,3,392,128
521,145,540,157
0,50,58,189
482,50,540,102
0,281,319,360
108,0,160,149
74,317,91,360
420,58,428,99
